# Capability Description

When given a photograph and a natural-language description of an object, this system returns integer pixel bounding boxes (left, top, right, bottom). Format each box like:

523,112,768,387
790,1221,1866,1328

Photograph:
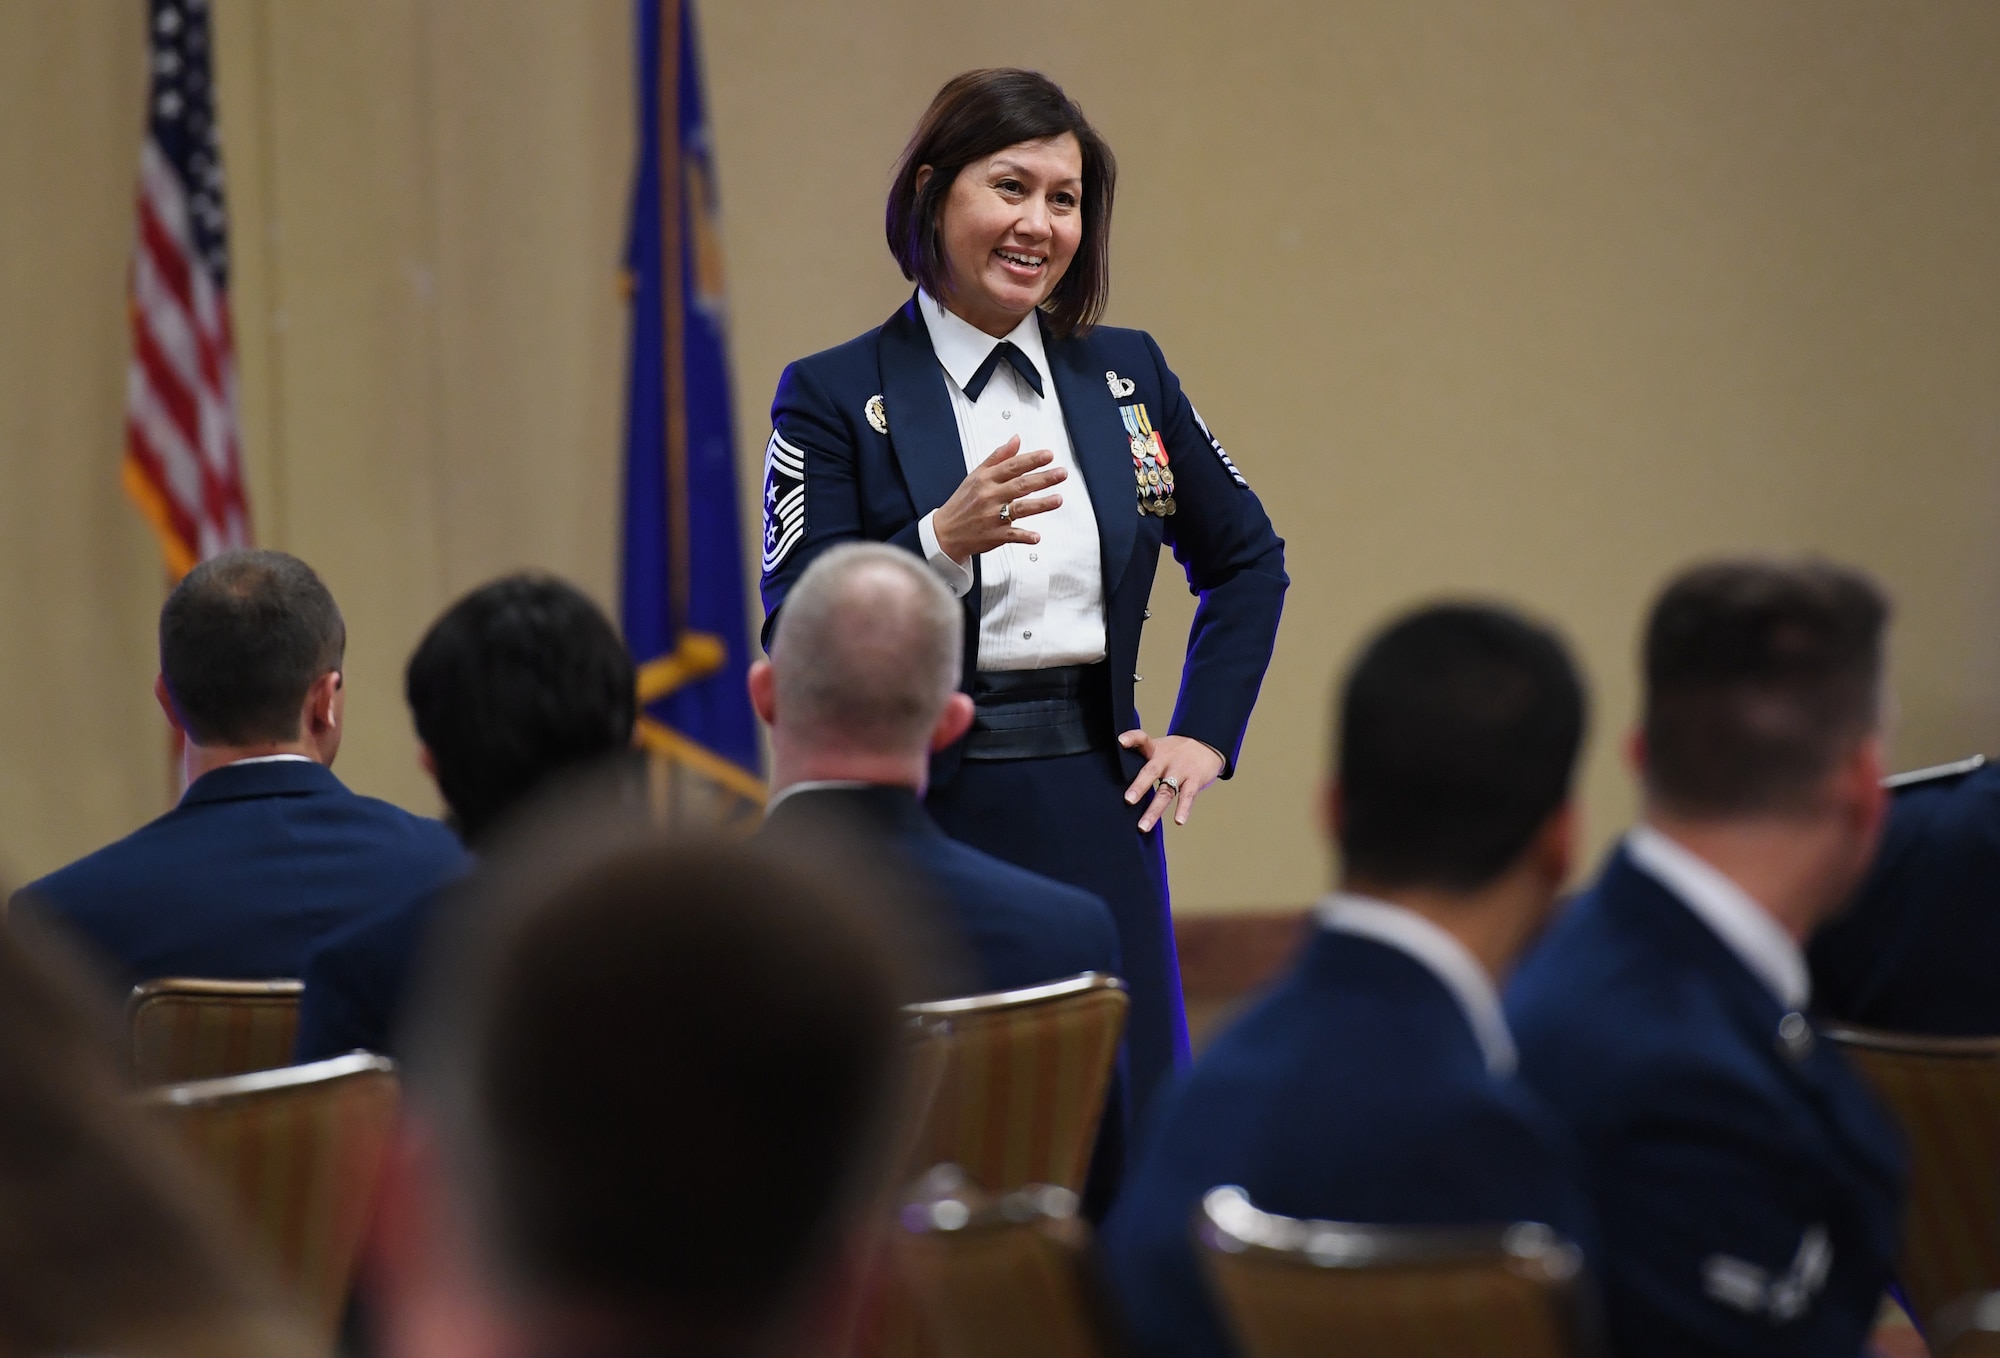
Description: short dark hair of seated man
1507,557,1903,1358
292,573,637,1063
10,549,466,988
0,913,315,1358
405,572,639,846
364,820,915,1358
750,542,1121,1000
1103,602,1595,1358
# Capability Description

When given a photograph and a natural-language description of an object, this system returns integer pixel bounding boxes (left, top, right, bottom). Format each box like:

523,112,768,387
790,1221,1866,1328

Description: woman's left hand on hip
1119,731,1227,831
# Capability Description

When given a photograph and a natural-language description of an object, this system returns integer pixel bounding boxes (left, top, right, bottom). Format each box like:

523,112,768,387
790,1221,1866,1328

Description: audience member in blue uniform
1104,602,1597,1358
1809,753,2000,1033
10,550,465,989
1509,558,1907,1358
292,573,638,1063
754,543,1121,997
753,543,1127,1214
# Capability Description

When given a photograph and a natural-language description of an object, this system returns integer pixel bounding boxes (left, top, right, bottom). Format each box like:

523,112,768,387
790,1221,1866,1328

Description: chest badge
1105,370,1136,399
1119,402,1176,517
864,394,888,435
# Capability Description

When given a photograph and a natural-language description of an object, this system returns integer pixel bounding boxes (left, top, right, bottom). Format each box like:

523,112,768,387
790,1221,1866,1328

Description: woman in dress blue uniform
758,69,1287,1116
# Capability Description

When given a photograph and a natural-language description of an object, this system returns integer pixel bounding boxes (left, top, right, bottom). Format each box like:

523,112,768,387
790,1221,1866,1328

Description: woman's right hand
930,436,1067,563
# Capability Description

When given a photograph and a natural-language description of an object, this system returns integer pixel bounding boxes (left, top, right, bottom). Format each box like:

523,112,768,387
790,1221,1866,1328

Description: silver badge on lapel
1105,370,1136,399
864,394,887,435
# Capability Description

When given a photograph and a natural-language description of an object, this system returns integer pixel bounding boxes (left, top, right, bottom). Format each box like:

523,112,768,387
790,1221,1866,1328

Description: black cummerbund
963,662,1112,761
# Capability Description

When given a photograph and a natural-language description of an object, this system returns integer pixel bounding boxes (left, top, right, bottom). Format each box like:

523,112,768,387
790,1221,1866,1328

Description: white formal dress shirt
1626,823,1811,1010
913,290,1106,672
1315,891,1518,1077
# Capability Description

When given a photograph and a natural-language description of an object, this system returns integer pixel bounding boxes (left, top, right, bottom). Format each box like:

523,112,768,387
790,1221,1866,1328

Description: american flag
124,0,251,578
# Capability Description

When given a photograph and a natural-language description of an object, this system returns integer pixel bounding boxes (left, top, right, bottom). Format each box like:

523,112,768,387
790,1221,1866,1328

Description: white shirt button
1023,630,1033,640
1028,552,1039,562
1001,410,1012,420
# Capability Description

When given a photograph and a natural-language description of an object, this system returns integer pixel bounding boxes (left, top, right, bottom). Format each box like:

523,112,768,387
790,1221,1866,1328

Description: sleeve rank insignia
1120,402,1175,517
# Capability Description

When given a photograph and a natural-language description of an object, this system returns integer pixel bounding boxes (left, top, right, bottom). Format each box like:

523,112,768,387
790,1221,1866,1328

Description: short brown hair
885,69,1117,338
1642,558,1890,815
160,549,345,746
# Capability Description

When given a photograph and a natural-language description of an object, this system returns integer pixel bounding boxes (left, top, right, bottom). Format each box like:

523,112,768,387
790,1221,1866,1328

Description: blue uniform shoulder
776,325,887,402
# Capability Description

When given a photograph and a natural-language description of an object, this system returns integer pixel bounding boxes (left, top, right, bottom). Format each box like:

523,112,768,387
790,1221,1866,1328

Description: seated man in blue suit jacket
1103,603,1597,1358
11,550,466,989
1509,558,1906,1358
1809,753,2000,1034
751,542,1120,999
292,573,639,1064
751,544,1123,1206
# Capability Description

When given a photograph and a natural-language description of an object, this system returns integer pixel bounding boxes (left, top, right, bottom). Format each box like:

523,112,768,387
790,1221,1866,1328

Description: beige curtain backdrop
4,0,1998,914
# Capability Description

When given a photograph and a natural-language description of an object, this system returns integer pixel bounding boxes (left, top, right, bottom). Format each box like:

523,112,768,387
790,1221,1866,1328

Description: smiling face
929,133,1084,339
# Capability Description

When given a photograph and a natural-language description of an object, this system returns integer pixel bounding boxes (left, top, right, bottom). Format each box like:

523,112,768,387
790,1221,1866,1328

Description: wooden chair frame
1198,1185,1592,1358
895,1165,1120,1358
141,1052,399,1342
127,976,305,1085
902,971,1129,1196
904,970,1128,1021
1823,1023,2000,1335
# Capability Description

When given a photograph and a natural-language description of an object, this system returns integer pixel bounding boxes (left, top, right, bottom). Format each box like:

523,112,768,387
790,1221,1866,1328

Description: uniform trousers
927,742,1192,1123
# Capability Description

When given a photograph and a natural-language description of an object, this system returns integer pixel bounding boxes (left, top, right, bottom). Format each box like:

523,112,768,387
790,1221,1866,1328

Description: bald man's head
769,545,963,756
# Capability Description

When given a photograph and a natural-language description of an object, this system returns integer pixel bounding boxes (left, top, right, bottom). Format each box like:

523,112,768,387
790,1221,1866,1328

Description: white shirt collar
917,290,1049,396
1626,824,1810,1010
763,779,875,818
1314,892,1517,1077
225,753,315,767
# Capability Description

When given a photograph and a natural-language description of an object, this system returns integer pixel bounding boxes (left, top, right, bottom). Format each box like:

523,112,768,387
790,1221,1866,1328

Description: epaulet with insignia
1883,753,1987,793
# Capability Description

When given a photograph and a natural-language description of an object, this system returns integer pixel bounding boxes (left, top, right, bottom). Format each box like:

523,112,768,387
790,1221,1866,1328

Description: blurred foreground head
388,808,915,1358
1334,601,1588,895
753,542,971,788
0,917,308,1358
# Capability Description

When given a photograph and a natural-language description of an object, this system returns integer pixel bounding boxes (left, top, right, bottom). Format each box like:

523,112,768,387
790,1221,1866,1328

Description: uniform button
1028,552,1038,562
1133,673,1144,682
1002,410,1013,420
1022,630,1033,640
1143,608,1153,620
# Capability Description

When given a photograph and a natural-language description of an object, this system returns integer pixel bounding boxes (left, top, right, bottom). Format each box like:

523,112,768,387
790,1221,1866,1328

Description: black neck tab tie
962,340,1044,400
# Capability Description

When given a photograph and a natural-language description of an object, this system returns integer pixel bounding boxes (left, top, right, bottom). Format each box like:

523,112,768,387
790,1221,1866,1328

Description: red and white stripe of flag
124,137,250,579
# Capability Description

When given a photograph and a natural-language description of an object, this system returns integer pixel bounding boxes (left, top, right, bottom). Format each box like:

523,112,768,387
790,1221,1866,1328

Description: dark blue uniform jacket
1810,758,2000,1034
759,297,1287,786
292,871,468,1064
761,783,1122,994
12,759,466,990
1103,928,1595,1358
1509,848,1905,1358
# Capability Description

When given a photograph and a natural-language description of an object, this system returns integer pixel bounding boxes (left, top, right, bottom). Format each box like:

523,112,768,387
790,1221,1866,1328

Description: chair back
1825,1024,2000,1332
1197,1186,1589,1358
904,973,1127,1195
1936,1291,2000,1358
895,1167,1120,1358
142,1053,400,1342
128,978,304,1085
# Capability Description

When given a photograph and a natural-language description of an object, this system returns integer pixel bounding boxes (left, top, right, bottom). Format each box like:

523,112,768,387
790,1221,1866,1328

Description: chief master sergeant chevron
1507,557,1905,1358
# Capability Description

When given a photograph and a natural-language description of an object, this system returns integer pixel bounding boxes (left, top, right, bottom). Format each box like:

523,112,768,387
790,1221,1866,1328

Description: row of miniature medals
1120,402,1177,517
